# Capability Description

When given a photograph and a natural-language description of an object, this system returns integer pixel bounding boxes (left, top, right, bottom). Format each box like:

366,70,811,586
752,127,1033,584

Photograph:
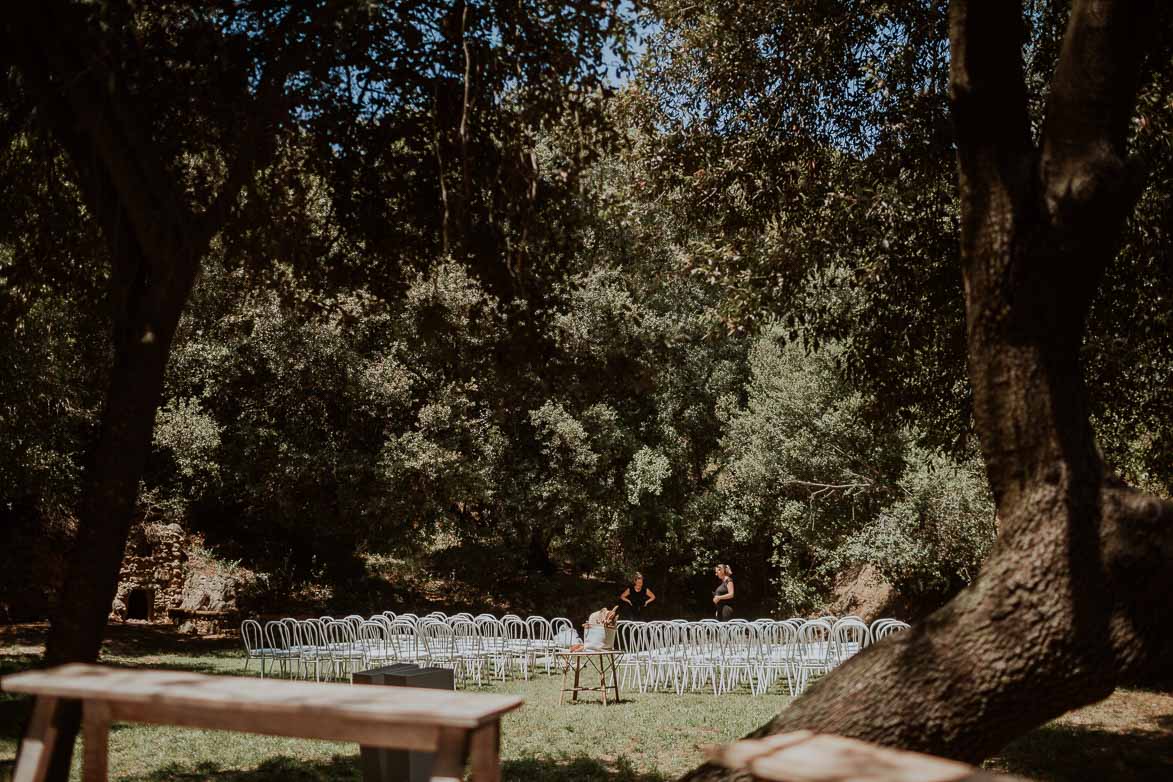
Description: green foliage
3,0,1166,620
717,326,994,612
833,443,995,597
627,0,1173,489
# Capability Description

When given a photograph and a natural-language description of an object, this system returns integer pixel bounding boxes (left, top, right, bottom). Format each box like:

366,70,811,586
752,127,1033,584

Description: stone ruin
110,521,246,634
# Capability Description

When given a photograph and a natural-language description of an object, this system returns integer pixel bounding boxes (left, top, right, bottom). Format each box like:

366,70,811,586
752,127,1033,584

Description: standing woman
619,572,656,621
712,564,735,620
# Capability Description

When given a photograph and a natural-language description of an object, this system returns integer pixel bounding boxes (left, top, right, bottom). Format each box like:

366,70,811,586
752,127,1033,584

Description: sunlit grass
0,627,785,781
4,625,1171,781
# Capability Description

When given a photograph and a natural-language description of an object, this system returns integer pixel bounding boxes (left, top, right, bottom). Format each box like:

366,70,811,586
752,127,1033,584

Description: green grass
0,625,786,781
4,624,1172,781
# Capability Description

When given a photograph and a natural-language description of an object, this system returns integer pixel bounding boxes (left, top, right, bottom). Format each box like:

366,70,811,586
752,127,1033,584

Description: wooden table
555,650,622,705
1,663,523,782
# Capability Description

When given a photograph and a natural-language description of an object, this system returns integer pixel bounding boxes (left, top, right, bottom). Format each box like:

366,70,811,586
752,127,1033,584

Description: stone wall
110,520,249,634
110,522,189,622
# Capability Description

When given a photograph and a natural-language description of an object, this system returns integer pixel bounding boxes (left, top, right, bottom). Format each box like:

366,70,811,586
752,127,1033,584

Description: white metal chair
503,617,532,679
420,620,461,678
262,620,297,678
294,619,330,681
451,618,484,686
526,616,555,674
794,619,833,693
324,620,367,682
873,619,911,641
240,620,266,676
830,618,870,666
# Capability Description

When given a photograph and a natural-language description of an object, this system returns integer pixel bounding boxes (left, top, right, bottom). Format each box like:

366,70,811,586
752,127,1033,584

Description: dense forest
2,1,1168,625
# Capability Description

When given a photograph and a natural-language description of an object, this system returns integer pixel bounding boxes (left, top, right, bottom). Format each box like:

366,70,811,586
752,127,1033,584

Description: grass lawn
3,624,1171,781
0,624,785,781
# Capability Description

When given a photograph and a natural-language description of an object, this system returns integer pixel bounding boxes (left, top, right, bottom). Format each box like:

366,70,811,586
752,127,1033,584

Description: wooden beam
12,697,60,782
81,701,111,782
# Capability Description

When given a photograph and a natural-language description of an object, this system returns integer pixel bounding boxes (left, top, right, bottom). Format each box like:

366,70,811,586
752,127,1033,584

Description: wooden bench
1,663,523,782
165,607,238,634
714,731,1029,782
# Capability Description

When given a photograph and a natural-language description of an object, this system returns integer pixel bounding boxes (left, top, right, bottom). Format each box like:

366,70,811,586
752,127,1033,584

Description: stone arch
125,587,154,621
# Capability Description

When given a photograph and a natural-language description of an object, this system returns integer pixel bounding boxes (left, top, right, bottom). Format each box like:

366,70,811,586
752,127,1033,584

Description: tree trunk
41,237,193,782
681,2,1173,779
526,526,556,576
4,5,287,779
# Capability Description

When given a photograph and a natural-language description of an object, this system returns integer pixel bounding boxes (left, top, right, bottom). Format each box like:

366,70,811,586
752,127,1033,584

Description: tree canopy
2,0,1171,777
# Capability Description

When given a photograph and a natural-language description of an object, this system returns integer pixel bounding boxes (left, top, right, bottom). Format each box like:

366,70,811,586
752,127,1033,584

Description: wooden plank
2,665,522,729
107,700,442,751
468,721,500,782
12,696,59,782
716,732,992,782
82,701,111,782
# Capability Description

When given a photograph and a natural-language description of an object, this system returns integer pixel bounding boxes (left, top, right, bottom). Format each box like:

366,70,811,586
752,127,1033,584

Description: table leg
572,658,581,701
559,657,568,705
429,727,468,782
13,696,60,782
82,701,112,782
610,656,621,702
597,657,608,705
468,721,500,782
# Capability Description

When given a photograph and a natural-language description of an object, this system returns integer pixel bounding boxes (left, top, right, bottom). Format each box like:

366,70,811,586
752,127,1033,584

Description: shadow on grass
1,649,244,680
112,753,668,782
504,755,669,782
991,722,1173,782
1,623,240,660
118,755,360,782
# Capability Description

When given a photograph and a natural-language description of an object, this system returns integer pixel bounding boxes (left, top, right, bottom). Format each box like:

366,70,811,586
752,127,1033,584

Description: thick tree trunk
681,2,1173,779
42,238,192,782
4,5,286,780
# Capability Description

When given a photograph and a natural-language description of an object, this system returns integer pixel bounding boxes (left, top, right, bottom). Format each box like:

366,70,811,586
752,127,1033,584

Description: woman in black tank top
712,564,735,620
619,572,656,620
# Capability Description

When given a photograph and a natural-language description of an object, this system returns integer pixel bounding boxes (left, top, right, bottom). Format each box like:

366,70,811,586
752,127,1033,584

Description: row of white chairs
240,611,909,695
615,616,909,696
240,611,577,685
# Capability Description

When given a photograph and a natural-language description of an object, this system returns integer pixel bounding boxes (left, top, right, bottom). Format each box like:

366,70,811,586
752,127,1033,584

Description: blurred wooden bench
1,663,522,782
714,731,1030,782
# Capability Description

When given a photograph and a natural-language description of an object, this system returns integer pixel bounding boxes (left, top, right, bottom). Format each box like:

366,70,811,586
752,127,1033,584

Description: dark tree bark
4,4,291,780
682,1,1173,778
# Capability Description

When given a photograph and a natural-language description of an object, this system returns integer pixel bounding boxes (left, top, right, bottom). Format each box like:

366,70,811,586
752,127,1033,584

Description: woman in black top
712,564,735,620
619,572,656,620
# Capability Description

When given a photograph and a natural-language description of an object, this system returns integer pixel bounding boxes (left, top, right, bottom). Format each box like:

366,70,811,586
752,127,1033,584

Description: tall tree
2,3,324,778
2,1,626,777
682,0,1173,777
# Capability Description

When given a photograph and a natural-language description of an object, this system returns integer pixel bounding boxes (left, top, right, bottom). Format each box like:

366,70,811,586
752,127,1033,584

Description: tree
2,1,627,778
682,1,1173,776
717,329,994,613
2,3,333,777
630,0,1172,487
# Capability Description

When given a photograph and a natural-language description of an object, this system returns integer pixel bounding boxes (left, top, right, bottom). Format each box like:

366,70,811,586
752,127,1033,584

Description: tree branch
198,9,308,244
1033,0,1157,324
15,3,198,304
948,1,1032,188
1041,0,1155,212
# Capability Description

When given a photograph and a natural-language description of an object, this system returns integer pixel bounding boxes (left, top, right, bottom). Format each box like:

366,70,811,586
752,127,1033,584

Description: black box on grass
353,664,456,782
